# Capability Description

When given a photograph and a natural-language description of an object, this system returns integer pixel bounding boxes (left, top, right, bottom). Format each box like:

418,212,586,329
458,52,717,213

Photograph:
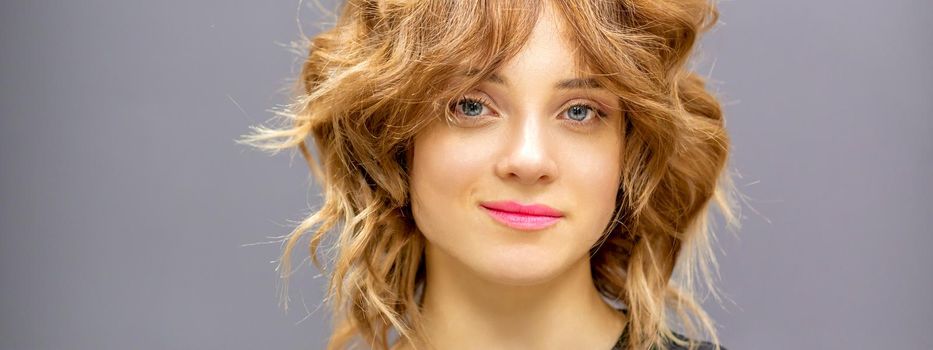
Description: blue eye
564,103,607,124
566,104,592,121
458,99,485,117
452,97,493,118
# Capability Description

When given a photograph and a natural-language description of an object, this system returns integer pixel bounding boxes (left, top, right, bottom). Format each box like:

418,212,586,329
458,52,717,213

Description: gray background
1,0,930,349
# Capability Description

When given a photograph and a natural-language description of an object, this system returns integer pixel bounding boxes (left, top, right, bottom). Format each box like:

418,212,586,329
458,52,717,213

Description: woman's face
409,5,624,286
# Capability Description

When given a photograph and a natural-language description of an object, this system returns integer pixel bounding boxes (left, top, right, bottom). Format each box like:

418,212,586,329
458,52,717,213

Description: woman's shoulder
663,330,727,350
609,308,727,350
610,329,727,350
612,325,728,350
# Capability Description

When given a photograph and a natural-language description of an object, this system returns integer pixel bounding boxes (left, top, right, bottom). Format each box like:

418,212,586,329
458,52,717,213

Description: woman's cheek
561,138,623,229
421,129,489,194
411,124,493,232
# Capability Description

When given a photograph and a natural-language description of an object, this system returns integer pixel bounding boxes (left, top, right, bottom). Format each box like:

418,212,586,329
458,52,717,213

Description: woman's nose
494,113,558,185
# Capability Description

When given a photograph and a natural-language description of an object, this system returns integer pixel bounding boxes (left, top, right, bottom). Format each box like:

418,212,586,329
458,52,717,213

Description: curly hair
239,0,741,349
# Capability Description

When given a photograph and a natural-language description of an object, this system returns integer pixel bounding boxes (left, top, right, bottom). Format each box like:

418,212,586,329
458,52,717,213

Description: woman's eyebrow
554,77,602,90
464,69,604,90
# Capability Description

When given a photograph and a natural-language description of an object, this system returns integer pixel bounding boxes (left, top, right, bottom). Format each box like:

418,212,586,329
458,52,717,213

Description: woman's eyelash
567,102,608,119
450,96,494,116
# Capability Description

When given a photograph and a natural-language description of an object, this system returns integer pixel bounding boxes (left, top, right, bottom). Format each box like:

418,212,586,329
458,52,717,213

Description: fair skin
403,3,626,350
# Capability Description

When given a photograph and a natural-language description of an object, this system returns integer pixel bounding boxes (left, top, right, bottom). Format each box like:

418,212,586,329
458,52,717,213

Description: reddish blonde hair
241,0,740,349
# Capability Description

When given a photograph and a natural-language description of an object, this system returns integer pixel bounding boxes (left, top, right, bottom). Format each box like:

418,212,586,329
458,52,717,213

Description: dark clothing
610,309,726,350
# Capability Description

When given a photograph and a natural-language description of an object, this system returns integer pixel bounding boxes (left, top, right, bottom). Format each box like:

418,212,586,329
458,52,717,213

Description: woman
241,0,740,349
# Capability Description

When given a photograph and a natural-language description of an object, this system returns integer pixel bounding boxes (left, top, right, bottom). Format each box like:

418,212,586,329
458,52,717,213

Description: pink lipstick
479,200,564,231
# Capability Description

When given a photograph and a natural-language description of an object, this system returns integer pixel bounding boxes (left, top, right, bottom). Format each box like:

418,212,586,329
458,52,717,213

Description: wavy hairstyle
240,0,740,349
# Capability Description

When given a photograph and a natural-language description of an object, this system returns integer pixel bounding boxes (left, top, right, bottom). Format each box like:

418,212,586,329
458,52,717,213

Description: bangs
366,0,543,129
397,0,643,128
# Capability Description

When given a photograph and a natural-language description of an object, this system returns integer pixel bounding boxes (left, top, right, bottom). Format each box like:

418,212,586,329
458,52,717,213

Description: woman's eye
452,97,493,118
459,100,484,116
566,104,591,121
564,103,604,123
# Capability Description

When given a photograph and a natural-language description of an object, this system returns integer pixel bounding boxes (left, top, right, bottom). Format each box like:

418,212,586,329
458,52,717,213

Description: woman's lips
482,207,562,230
479,201,564,231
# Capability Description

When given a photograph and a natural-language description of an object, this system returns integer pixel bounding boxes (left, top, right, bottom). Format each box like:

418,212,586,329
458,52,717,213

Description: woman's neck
401,243,627,350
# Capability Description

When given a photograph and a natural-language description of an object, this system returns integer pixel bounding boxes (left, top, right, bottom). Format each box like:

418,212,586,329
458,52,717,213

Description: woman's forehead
441,3,597,77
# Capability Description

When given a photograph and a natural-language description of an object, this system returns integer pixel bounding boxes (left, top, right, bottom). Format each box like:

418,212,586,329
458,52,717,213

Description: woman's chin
471,249,575,286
